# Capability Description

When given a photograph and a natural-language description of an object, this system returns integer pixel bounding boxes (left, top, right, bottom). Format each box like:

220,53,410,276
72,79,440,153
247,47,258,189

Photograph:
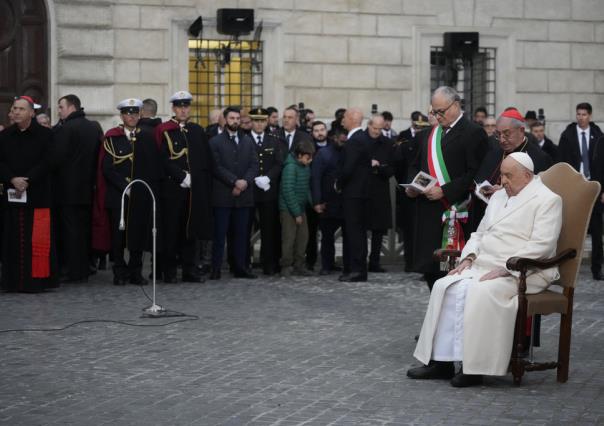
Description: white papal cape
414,176,562,376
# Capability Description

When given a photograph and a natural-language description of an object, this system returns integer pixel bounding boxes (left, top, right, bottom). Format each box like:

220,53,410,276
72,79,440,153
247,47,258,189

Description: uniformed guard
155,91,213,283
101,98,161,286
248,108,285,275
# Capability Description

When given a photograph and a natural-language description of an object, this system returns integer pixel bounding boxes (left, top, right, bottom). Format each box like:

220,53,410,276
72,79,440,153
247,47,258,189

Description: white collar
251,131,264,140
347,127,363,139
448,113,463,130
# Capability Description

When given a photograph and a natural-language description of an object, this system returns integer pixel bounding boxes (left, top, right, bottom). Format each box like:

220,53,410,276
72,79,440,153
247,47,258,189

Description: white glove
254,176,271,192
180,172,191,188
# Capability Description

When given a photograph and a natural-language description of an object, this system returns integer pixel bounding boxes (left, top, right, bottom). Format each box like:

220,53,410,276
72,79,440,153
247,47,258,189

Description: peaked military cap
249,107,269,120
170,90,193,106
117,98,143,114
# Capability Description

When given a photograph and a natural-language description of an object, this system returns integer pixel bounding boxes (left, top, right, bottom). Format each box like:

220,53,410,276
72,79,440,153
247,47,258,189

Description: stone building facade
6,0,604,138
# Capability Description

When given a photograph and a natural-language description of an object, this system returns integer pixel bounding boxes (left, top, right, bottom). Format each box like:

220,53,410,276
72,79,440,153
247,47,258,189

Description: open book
399,171,438,193
474,180,495,204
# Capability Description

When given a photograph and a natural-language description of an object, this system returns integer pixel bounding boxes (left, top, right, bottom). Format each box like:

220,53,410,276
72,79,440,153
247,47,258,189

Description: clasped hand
11,177,28,192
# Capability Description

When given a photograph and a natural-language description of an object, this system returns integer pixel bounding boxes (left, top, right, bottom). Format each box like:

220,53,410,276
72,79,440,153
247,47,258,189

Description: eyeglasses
429,100,457,118
493,129,514,141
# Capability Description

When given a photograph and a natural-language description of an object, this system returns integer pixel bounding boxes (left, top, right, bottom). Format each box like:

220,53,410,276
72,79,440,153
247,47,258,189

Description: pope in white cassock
407,152,562,387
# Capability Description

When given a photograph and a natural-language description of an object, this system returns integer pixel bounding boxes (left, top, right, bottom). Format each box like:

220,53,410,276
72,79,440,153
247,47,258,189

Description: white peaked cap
508,152,534,172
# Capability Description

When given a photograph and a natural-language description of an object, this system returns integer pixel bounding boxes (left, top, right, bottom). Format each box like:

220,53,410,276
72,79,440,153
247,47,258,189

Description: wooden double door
0,0,48,127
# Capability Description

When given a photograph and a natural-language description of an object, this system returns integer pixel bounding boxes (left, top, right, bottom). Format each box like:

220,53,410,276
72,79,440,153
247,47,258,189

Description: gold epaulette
164,131,188,160
104,137,133,165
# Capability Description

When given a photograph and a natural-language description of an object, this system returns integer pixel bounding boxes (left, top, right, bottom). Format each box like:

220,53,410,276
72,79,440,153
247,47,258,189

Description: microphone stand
119,179,164,316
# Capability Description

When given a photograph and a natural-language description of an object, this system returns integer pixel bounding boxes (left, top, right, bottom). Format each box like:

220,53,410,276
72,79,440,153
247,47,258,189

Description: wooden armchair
434,163,600,385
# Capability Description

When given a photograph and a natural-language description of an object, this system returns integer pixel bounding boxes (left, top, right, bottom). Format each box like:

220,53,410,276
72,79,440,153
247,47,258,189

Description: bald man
335,107,372,281
408,153,562,387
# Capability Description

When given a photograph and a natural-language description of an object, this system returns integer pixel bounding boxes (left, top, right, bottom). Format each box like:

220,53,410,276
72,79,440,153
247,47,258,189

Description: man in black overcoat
101,98,161,286
557,102,604,279
156,91,213,283
52,94,102,282
366,115,395,273
406,87,488,290
209,106,259,280
335,107,372,282
248,107,284,275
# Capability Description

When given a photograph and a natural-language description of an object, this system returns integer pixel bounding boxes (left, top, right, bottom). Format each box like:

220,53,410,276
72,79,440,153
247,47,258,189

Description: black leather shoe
233,270,257,279
407,361,455,380
319,269,332,276
130,275,148,285
593,271,603,280
182,273,205,283
163,275,178,284
113,277,127,286
209,270,221,280
450,371,483,387
340,273,367,282
332,265,343,272
368,265,387,273
338,273,351,281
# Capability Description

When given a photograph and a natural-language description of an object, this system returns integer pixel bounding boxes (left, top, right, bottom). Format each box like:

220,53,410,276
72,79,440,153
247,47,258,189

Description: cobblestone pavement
0,264,603,426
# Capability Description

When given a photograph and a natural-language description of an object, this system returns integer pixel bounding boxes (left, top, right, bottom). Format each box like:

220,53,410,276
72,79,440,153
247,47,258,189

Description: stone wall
50,0,604,139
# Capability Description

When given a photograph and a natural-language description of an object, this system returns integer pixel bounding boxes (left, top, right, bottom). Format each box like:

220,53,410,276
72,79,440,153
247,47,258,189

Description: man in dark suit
52,94,102,282
530,121,557,161
336,107,372,282
381,111,398,140
209,106,259,280
406,86,488,290
248,107,284,275
557,102,604,279
278,106,313,153
311,128,349,275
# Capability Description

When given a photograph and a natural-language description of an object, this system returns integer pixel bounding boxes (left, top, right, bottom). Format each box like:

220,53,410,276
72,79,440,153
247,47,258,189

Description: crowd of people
0,86,601,296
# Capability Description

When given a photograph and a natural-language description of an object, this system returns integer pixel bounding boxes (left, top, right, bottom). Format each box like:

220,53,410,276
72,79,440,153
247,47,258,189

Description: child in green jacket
279,139,315,277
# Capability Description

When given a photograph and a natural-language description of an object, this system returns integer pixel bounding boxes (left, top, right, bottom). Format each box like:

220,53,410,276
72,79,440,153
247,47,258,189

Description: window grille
188,39,263,127
430,46,496,117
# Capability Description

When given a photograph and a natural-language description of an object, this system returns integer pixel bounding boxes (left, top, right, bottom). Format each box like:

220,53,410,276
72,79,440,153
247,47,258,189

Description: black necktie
581,131,590,178
230,134,236,144
257,135,262,147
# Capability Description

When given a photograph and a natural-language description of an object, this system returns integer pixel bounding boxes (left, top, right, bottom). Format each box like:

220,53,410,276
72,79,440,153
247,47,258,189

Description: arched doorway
0,0,48,126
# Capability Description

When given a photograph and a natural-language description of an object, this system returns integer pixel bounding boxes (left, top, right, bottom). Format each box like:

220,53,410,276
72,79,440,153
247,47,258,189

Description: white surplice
413,176,563,376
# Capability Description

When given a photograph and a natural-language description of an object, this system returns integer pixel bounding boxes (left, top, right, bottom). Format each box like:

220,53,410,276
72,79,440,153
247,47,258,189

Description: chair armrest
433,249,462,261
506,248,577,272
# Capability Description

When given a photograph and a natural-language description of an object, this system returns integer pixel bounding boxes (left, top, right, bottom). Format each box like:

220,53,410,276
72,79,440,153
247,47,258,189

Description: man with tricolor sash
406,86,488,290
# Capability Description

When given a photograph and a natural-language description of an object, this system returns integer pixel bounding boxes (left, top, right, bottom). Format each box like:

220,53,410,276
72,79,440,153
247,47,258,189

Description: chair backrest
539,163,601,288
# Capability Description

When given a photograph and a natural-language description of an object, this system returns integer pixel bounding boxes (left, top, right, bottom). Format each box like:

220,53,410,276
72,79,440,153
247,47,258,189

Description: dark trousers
162,196,197,278
213,206,250,272
108,209,142,279
319,216,350,272
250,200,281,273
343,198,368,275
398,194,415,271
305,206,319,268
57,205,91,280
589,207,603,274
369,230,385,268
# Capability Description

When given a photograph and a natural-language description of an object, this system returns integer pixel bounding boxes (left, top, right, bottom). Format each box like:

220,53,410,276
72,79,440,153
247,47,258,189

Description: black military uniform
248,108,285,275
157,92,213,283
101,99,161,285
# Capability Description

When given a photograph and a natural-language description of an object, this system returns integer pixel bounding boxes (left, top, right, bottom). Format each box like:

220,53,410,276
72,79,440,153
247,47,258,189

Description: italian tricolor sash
427,125,469,251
